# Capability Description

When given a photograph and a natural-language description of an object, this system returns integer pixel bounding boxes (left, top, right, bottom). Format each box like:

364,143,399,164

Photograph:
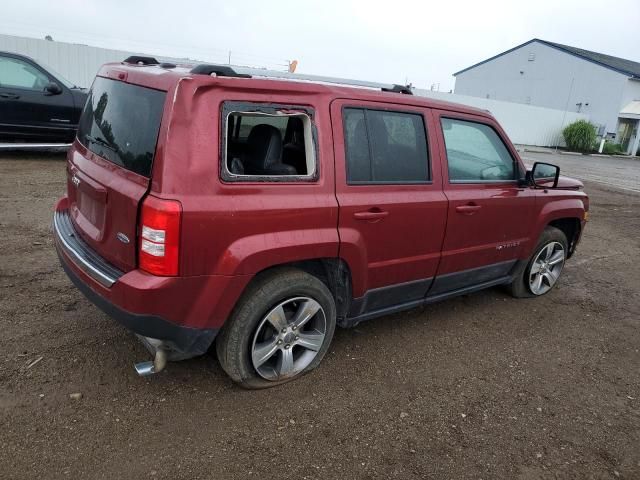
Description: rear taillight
139,196,182,276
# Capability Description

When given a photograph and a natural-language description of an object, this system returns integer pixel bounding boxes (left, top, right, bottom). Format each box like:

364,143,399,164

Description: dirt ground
1,152,638,480
519,150,640,195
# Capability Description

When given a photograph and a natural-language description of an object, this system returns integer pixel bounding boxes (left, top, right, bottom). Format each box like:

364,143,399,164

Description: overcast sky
2,0,639,91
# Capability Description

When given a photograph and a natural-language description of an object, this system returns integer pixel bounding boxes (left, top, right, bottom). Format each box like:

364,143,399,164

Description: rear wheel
216,268,336,389
508,226,568,298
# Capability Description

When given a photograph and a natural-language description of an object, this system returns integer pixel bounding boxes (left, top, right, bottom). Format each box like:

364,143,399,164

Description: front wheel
508,226,568,298
216,268,336,389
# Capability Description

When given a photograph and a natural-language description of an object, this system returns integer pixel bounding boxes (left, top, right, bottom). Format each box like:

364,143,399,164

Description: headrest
245,124,283,171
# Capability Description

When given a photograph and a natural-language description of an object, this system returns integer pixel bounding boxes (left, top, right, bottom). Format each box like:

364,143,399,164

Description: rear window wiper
85,134,117,152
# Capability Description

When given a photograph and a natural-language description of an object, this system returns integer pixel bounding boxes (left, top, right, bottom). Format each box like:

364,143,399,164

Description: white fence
414,89,589,147
0,34,194,89
0,34,290,90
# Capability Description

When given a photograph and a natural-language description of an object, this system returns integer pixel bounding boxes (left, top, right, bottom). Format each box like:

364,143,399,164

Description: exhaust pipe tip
134,344,168,377
134,360,157,376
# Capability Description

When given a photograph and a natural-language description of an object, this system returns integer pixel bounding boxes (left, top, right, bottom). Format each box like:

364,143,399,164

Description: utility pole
228,51,231,65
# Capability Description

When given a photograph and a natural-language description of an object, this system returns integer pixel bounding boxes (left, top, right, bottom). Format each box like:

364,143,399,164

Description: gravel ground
519,150,640,194
0,152,639,480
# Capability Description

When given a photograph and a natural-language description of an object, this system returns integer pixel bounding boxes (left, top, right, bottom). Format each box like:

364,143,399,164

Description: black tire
507,226,568,298
215,268,336,389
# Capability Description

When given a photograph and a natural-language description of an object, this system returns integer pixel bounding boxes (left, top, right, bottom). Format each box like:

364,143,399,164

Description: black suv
0,51,88,143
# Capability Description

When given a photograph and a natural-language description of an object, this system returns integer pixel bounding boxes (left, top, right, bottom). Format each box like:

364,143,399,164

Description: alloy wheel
251,297,327,381
528,241,565,295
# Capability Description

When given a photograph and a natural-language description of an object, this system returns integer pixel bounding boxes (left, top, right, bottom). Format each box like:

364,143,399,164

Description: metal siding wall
621,79,640,112
453,41,626,134
0,34,187,88
414,89,589,147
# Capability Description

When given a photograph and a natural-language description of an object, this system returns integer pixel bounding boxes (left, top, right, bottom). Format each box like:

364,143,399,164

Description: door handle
455,204,482,215
0,93,20,100
353,209,389,221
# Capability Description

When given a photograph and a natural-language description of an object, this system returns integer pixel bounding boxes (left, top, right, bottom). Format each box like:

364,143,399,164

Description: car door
0,53,76,141
330,99,448,317
428,110,536,296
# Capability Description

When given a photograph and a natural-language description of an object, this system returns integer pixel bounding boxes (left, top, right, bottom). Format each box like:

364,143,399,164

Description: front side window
77,76,166,177
0,56,50,90
343,108,429,184
223,106,316,180
441,118,515,182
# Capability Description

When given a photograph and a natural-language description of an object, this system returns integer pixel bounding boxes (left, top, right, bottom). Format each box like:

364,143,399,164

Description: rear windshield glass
77,77,165,177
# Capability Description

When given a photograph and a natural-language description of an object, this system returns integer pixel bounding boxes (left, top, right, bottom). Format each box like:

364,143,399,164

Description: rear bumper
54,208,123,287
53,198,245,358
57,248,217,358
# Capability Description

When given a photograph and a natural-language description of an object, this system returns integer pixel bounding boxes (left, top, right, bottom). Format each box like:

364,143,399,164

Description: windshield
76,77,166,177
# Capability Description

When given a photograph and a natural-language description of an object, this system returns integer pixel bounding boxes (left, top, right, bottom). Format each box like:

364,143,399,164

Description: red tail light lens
139,196,181,276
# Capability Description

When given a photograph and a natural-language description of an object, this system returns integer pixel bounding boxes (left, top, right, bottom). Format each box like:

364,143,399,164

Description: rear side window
440,118,515,182
223,104,316,180
343,108,429,184
77,77,165,177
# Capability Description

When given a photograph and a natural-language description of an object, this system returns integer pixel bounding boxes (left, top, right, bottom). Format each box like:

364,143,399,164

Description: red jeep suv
53,57,588,388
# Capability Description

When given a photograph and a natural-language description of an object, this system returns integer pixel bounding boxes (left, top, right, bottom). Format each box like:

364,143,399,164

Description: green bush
562,120,597,153
602,142,625,155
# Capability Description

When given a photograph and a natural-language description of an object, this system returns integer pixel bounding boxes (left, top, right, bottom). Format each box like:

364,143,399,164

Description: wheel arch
235,258,354,324
531,198,585,259
548,217,581,257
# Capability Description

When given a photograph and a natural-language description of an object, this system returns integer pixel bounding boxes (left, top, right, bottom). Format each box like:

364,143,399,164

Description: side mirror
44,82,62,95
530,162,560,188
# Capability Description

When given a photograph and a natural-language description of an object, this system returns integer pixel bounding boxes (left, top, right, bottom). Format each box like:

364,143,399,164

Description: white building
454,39,640,155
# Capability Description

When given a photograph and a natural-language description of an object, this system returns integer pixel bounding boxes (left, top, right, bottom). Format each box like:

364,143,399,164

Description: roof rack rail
182,63,414,92
381,84,413,95
123,56,160,66
190,64,252,78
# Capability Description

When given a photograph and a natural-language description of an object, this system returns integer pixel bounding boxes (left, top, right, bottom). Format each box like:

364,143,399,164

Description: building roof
453,39,640,79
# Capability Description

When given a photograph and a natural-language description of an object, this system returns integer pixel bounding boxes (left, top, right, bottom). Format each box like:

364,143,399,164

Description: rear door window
343,108,429,183
77,77,166,177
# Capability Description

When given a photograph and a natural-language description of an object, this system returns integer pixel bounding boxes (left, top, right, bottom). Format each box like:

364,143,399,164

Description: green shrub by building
602,142,625,155
562,120,597,153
